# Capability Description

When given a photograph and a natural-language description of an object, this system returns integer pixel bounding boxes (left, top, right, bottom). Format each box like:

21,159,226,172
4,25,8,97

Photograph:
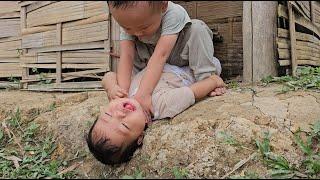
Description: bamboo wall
277,1,320,75
0,1,21,88
176,1,243,80
18,1,110,91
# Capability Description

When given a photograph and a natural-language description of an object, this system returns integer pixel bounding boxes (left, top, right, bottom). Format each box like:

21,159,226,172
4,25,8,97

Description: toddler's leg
181,19,222,81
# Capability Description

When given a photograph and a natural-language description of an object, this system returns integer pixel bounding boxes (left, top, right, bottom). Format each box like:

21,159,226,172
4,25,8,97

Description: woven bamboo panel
19,1,111,91
0,1,21,86
312,1,320,27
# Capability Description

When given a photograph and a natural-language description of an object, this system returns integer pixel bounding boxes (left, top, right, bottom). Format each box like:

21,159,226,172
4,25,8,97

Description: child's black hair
107,1,163,10
86,117,148,165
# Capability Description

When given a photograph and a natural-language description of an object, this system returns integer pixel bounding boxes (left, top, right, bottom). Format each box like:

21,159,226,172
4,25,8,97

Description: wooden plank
288,2,297,76
21,50,110,64
0,1,20,14
28,41,105,53
0,82,20,89
0,50,20,58
279,59,291,66
297,40,320,49
26,1,56,13
0,19,20,38
18,1,36,7
0,36,21,43
0,58,20,63
62,14,108,28
278,49,290,59
21,68,106,82
278,28,290,38
21,25,56,35
26,81,102,91
297,49,320,58
21,63,108,69
0,40,21,51
277,38,290,49
0,11,20,19
22,30,57,48
62,21,109,45
26,1,108,27
297,60,320,66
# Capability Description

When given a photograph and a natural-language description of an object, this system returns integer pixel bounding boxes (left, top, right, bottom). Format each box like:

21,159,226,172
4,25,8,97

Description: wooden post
288,2,297,76
20,6,28,89
243,1,253,82
243,1,278,82
56,23,62,83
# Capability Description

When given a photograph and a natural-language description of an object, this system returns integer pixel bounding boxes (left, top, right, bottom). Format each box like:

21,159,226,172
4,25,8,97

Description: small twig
2,121,12,138
58,161,83,175
4,155,22,169
221,152,257,179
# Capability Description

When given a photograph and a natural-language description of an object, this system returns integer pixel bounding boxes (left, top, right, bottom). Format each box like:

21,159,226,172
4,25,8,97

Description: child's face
94,98,148,148
109,2,167,39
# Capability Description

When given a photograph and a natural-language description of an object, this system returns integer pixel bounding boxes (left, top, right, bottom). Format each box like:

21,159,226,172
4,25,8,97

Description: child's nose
114,110,126,118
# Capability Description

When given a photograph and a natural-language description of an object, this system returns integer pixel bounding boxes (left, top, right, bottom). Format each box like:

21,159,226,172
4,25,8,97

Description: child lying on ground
86,63,225,165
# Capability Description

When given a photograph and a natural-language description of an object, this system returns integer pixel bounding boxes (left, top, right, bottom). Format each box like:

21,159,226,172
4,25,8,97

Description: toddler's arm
116,40,135,93
135,34,178,97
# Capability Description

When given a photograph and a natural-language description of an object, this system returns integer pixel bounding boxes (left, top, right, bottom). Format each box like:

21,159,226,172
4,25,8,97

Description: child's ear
137,133,145,145
161,1,168,13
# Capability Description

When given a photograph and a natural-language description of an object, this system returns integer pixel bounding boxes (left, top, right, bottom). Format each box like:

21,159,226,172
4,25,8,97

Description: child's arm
116,40,135,93
134,34,178,111
189,75,226,100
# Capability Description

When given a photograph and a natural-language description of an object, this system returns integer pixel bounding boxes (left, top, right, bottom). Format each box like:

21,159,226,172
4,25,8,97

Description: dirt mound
1,84,319,178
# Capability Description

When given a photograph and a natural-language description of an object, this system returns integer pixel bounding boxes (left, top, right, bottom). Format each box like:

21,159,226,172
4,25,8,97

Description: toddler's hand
209,75,226,96
107,85,128,100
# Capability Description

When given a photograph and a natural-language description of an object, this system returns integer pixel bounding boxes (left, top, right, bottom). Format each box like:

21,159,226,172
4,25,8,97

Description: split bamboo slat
0,1,21,88
176,1,243,79
276,1,320,73
18,1,111,91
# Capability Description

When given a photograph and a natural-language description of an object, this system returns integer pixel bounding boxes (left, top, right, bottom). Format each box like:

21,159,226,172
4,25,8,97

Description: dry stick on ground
1,121,24,155
221,152,258,179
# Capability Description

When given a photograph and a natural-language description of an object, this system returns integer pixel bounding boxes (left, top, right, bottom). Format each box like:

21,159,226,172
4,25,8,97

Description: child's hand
107,85,128,100
209,75,226,96
133,92,153,117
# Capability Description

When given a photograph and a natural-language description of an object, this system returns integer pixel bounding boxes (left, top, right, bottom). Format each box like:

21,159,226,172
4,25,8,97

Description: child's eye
105,112,112,117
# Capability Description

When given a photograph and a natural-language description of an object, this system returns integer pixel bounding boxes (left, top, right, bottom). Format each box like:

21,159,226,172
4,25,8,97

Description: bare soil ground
1,83,319,178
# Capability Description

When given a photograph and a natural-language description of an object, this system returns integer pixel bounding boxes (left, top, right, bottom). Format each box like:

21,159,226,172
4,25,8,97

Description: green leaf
294,133,312,156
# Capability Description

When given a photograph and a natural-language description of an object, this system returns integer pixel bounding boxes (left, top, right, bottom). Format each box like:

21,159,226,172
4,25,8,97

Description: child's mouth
123,102,136,111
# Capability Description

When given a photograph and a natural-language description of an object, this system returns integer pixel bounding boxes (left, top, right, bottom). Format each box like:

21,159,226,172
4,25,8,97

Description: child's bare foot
209,87,226,96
